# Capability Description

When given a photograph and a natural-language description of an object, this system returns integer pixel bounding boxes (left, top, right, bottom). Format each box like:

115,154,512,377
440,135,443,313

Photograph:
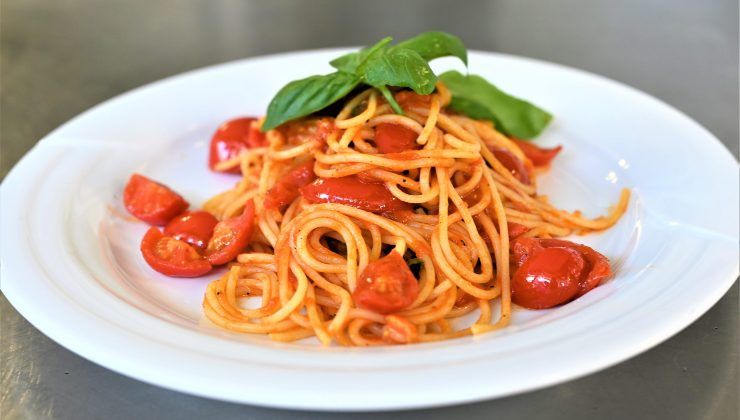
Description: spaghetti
199,83,630,346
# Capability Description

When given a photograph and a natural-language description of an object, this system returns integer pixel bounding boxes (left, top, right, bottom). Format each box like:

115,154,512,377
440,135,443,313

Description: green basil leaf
439,71,552,139
376,85,404,114
262,72,361,131
362,48,437,95
329,37,393,74
393,31,467,65
407,257,424,267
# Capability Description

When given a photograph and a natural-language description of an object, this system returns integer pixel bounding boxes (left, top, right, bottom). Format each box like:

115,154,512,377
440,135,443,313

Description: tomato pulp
140,227,212,277
164,210,219,251
205,200,256,265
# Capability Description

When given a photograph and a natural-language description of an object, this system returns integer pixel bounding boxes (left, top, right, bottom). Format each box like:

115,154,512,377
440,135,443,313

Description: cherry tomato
382,315,419,344
123,174,189,225
205,200,256,265
300,175,413,214
374,123,420,154
512,139,562,167
209,117,266,174
313,118,336,144
511,236,545,266
278,117,335,145
263,160,317,210
140,227,212,277
507,222,530,240
511,237,613,302
353,251,419,314
489,146,530,184
394,90,432,109
511,247,584,309
538,239,612,297
164,211,219,251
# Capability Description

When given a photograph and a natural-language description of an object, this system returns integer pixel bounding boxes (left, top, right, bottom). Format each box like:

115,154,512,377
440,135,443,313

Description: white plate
1,49,738,411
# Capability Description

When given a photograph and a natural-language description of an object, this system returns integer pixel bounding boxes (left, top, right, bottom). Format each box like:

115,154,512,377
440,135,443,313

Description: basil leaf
376,85,404,114
362,48,437,95
394,31,467,65
407,257,424,267
439,71,552,139
330,37,393,74
262,72,361,131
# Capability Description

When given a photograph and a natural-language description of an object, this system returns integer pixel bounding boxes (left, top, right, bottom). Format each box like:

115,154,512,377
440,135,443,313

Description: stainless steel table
1,1,737,419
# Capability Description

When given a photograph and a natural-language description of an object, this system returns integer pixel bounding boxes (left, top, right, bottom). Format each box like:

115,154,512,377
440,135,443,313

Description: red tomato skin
512,139,562,167
300,175,413,213
140,227,212,277
374,124,419,154
394,91,432,109
511,237,613,299
205,200,256,265
263,161,317,210
123,174,189,225
511,237,545,267
511,247,584,309
489,146,530,184
209,117,266,173
353,251,419,314
163,211,219,251
507,222,530,240
537,239,612,296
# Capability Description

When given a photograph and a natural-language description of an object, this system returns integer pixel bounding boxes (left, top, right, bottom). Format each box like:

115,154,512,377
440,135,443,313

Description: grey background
1,0,738,419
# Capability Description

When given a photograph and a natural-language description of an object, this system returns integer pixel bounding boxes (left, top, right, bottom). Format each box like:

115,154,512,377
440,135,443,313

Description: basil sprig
439,71,552,139
262,32,466,131
262,31,552,139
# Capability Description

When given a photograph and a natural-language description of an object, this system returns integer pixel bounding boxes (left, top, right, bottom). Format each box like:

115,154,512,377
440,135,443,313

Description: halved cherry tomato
209,117,266,173
164,210,219,251
263,160,317,210
140,227,212,277
374,123,419,154
205,200,256,265
511,246,584,309
300,175,413,213
511,237,613,305
353,251,419,314
512,139,562,167
123,174,189,225
489,146,530,184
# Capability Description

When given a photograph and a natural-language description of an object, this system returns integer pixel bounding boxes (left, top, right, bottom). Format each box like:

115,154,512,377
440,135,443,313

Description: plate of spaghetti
1,32,737,411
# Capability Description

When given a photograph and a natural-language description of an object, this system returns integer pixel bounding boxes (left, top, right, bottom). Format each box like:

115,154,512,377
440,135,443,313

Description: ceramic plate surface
2,49,738,411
